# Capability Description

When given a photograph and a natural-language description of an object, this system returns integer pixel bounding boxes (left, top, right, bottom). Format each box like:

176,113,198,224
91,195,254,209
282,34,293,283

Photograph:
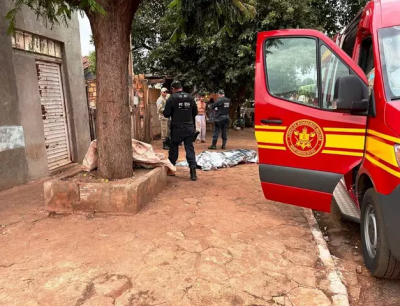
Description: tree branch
132,43,154,51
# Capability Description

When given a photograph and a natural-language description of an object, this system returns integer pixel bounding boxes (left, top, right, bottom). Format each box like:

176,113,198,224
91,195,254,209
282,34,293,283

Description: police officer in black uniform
208,89,231,150
163,81,198,181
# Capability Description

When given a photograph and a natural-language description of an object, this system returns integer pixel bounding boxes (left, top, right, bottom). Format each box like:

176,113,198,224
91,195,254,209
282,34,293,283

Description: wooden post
143,80,151,143
135,103,141,140
130,36,141,141
129,35,134,139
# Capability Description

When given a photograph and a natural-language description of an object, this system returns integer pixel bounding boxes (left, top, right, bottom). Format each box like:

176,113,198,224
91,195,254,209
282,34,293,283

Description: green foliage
132,0,322,103
87,50,97,74
310,0,368,37
6,0,105,34
130,0,367,106
266,38,317,98
302,78,315,86
299,84,317,99
167,0,256,41
131,0,168,73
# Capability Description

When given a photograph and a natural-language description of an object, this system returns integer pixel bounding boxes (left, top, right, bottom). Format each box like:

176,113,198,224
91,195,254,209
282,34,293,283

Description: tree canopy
311,0,368,37
6,0,105,34
131,0,367,108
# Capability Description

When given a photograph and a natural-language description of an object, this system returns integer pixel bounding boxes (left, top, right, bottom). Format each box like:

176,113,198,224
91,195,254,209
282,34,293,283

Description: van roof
374,0,400,29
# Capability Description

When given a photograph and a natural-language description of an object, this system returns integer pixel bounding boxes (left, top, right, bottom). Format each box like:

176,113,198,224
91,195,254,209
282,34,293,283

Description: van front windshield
379,26,400,101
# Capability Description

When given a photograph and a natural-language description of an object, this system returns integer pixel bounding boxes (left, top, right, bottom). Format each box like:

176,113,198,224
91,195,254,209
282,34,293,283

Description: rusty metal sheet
36,61,71,170
43,122,65,128
48,158,70,170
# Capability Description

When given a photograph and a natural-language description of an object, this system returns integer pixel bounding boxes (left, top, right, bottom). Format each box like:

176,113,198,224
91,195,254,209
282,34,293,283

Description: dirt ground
0,129,362,305
315,203,400,306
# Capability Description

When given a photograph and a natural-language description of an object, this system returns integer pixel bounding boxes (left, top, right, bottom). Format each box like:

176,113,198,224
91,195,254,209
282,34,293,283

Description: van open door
255,29,369,212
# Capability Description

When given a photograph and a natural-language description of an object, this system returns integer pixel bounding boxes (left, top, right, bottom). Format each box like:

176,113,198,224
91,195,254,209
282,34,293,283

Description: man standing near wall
208,89,231,150
157,87,170,150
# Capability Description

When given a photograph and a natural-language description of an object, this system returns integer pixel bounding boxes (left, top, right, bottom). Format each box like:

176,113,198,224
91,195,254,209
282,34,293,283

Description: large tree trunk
87,0,140,179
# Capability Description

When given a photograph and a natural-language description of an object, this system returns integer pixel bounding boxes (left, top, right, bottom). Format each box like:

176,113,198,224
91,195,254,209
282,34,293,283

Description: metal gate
148,88,161,138
36,61,71,170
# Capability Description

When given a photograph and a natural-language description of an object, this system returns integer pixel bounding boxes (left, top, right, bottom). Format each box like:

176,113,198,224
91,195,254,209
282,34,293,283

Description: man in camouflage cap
157,87,170,150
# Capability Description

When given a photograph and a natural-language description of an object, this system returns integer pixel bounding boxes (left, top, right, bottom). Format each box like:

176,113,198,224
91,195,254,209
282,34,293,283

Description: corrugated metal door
36,61,71,170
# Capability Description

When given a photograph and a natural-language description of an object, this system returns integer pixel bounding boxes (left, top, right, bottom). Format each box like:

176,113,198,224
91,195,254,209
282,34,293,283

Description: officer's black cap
218,89,225,95
199,92,205,97
171,80,182,90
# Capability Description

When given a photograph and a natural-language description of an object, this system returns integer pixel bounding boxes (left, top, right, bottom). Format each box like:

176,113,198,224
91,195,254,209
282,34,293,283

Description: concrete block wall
0,2,91,191
0,0,29,190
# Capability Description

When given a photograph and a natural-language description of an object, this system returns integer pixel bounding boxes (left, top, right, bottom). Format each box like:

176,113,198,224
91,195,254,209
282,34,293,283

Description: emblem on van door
286,120,324,157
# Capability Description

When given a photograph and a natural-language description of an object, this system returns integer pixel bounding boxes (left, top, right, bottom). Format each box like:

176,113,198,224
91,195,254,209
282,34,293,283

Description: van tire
361,188,400,279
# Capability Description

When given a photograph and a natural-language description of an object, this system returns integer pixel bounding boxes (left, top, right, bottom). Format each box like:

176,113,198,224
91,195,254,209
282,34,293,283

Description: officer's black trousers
212,118,229,143
169,125,196,167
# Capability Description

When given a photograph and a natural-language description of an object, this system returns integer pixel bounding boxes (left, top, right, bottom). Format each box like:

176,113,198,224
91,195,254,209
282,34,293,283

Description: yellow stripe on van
323,127,366,133
255,131,285,144
366,154,400,179
255,125,287,130
322,150,364,157
366,137,398,167
368,129,400,144
258,145,286,151
325,134,365,150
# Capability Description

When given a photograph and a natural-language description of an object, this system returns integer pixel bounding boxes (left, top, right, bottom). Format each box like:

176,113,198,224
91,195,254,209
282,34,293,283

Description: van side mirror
336,75,369,113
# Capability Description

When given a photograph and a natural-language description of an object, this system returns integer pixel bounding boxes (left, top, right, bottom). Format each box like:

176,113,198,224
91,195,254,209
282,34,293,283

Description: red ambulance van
255,0,400,278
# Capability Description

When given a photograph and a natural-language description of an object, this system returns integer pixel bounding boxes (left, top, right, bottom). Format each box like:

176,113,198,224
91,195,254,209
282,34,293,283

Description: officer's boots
163,140,169,150
208,141,217,150
221,141,227,150
190,166,197,181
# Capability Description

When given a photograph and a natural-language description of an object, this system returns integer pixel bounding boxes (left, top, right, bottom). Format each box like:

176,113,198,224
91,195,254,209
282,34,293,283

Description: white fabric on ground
82,139,176,174
177,149,258,171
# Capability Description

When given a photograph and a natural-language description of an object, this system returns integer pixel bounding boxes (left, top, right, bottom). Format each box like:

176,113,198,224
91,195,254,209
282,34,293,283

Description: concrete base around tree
44,167,168,215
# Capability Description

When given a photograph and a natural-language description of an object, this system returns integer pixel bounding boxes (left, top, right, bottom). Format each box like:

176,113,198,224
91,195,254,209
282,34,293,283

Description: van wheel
361,188,400,279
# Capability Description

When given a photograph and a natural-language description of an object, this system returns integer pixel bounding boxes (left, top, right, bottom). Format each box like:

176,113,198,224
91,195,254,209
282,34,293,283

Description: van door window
320,45,350,109
265,38,318,107
358,38,375,94
359,38,374,74
379,26,400,100
341,26,357,57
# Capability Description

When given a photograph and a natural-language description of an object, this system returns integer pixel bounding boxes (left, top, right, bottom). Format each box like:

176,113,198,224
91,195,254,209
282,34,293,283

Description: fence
86,75,162,144
132,75,161,143
148,88,161,139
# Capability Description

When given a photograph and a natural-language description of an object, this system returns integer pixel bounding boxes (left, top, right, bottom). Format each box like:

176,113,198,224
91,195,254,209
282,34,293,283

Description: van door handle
261,119,283,125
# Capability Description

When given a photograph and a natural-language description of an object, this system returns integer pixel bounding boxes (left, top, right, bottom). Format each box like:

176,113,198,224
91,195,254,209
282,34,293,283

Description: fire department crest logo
286,120,324,157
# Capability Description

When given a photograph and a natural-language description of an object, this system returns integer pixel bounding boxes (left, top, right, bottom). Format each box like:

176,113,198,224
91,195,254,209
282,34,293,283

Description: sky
78,14,94,56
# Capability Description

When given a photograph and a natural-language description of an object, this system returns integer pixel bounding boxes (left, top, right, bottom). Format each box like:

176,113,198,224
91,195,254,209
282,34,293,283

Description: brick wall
86,80,96,109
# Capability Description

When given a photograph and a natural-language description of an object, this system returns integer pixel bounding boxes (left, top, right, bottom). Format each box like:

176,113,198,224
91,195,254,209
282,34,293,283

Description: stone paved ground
0,129,343,305
315,206,400,306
